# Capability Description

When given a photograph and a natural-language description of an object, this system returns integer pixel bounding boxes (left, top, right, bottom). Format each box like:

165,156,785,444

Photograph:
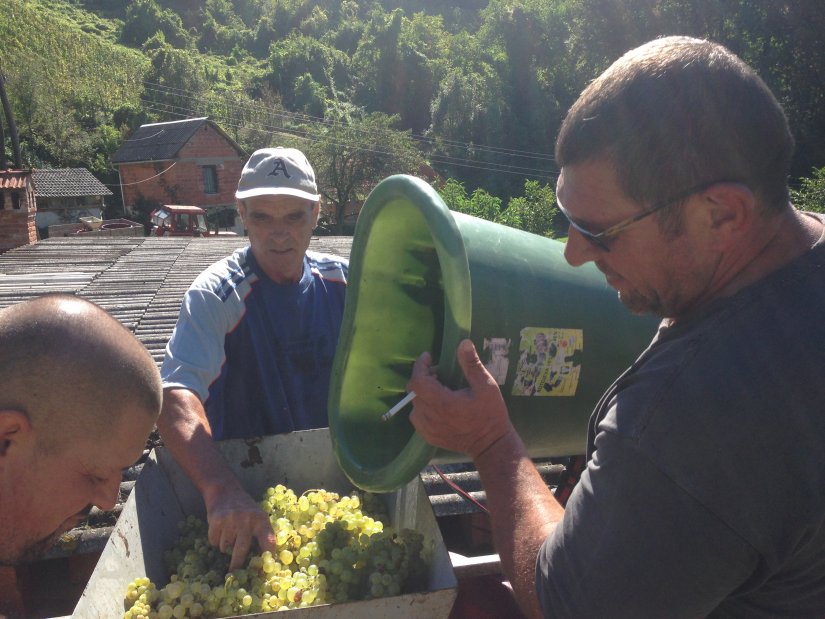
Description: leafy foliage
496,180,560,237
2,0,825,222
792,168,825,214
0,0,146,173
121,0,191,48
142,39,210,118
263,32,350,111
0,1,146,110
439,178,560,237
304,112,425,234
439,177,501,221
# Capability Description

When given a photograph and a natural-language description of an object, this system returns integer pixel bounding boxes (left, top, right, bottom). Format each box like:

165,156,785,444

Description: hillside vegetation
2,0,825,222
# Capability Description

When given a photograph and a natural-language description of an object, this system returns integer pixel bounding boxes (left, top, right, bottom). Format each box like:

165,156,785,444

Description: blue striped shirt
161,246,348,439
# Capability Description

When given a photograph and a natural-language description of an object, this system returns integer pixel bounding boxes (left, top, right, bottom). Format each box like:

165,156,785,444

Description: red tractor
149,205,210,237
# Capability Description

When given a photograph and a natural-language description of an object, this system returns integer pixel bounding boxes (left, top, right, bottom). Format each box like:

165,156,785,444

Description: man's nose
563,227,600,267
268,225,289,239
92,473,122,512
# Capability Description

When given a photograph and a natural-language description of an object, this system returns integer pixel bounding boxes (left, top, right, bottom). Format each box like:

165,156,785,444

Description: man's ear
311,201,321,228
0,410,32,458
702,182,756,248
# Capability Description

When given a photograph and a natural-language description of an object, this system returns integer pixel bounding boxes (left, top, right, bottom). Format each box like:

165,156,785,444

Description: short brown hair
556,36,793,222
0,295,162,454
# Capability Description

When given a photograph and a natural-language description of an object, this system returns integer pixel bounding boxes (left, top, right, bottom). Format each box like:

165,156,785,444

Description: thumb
456,339,494,389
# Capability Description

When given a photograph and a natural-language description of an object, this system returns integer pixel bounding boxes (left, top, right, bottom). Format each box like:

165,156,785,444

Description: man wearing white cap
158,147,348,568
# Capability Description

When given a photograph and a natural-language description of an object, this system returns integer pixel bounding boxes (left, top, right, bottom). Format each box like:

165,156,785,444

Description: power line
113,161,177,186
142,80,557,163
140,97,557,180
140,81,558,173
139,86,557,180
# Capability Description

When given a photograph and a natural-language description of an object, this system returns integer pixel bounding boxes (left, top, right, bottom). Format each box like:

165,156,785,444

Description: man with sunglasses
408,36,825,618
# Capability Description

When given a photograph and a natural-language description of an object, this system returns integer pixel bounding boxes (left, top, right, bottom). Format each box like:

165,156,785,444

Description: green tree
299,5,331,38
468,0,571,197
437,177,471,212
1,1,146,168
496,179,559,237
251,0,317,55
792,168,825,214
438,177,560,237
437,178,501,221
563,0,825,181
142,37,209,117
5,0,825,205
293,74,327,118
202,86,287,150
264,33,350,112
198,13,250,55
351,9,449,132
305,112,425,234
121,0,190,48
428,64,508,191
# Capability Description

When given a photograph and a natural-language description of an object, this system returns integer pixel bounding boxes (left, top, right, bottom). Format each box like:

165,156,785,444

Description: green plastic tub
329,175,658,492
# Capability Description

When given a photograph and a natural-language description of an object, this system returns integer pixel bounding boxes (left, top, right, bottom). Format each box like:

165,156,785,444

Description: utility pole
0,74,23,169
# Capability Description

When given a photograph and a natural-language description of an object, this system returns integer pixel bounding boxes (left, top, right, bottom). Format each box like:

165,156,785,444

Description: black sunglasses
557,179,731,252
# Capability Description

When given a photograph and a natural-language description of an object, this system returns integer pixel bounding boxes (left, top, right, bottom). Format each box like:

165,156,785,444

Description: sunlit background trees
2,0,825,232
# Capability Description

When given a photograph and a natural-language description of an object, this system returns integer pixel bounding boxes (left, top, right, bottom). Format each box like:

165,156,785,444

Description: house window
202,166,218,194
11,191,20,210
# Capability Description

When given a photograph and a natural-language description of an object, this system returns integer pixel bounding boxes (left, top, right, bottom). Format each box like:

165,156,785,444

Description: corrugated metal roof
0,236,353,365
0,169,31,190
0,236,355,564
32,168,113,197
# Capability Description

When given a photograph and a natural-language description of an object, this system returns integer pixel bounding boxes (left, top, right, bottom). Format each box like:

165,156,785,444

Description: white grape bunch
123,485,428,618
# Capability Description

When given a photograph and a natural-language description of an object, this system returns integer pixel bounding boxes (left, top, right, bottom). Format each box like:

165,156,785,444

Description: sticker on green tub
512,327,583,397
482,337,512,385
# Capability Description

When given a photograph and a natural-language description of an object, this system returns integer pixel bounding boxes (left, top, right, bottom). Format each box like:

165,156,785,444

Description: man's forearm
157,388,246,508
158,388,277,566
473,428,564,619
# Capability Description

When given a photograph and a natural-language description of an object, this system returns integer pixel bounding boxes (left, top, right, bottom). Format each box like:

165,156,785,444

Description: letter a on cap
236,147,320,201
268,158,292,179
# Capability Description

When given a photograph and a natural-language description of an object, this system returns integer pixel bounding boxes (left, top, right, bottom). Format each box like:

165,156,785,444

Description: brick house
0,169,37,252
32,168,113,237
112,118,246,234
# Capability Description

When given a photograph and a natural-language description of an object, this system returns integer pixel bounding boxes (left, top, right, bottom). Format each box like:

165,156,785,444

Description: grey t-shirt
537,218,825,618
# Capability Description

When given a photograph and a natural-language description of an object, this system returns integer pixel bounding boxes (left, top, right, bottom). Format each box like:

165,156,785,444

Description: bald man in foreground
0,294,162,565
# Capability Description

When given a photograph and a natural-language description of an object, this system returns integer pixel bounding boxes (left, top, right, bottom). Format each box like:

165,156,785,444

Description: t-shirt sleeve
160,286,231,402
536,429,759,618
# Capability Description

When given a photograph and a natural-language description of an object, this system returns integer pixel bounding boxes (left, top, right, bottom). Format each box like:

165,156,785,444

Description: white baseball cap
235,147,320,201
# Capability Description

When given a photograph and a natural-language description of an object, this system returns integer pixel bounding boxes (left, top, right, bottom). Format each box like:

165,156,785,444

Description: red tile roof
0,169,31,190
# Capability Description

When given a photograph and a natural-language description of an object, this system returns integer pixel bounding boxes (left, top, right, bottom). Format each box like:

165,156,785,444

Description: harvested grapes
122,485,429,617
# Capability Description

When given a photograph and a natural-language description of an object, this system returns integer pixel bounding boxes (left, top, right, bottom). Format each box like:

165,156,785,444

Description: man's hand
205,485,276,570
158,388,277,570
407,339,514,459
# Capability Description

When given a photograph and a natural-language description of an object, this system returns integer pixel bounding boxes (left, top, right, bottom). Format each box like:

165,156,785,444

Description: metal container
72,429,457,618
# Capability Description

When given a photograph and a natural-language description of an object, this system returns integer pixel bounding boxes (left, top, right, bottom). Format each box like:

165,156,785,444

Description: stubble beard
618,288,668,318
0,507,93,566
0,530,62,566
